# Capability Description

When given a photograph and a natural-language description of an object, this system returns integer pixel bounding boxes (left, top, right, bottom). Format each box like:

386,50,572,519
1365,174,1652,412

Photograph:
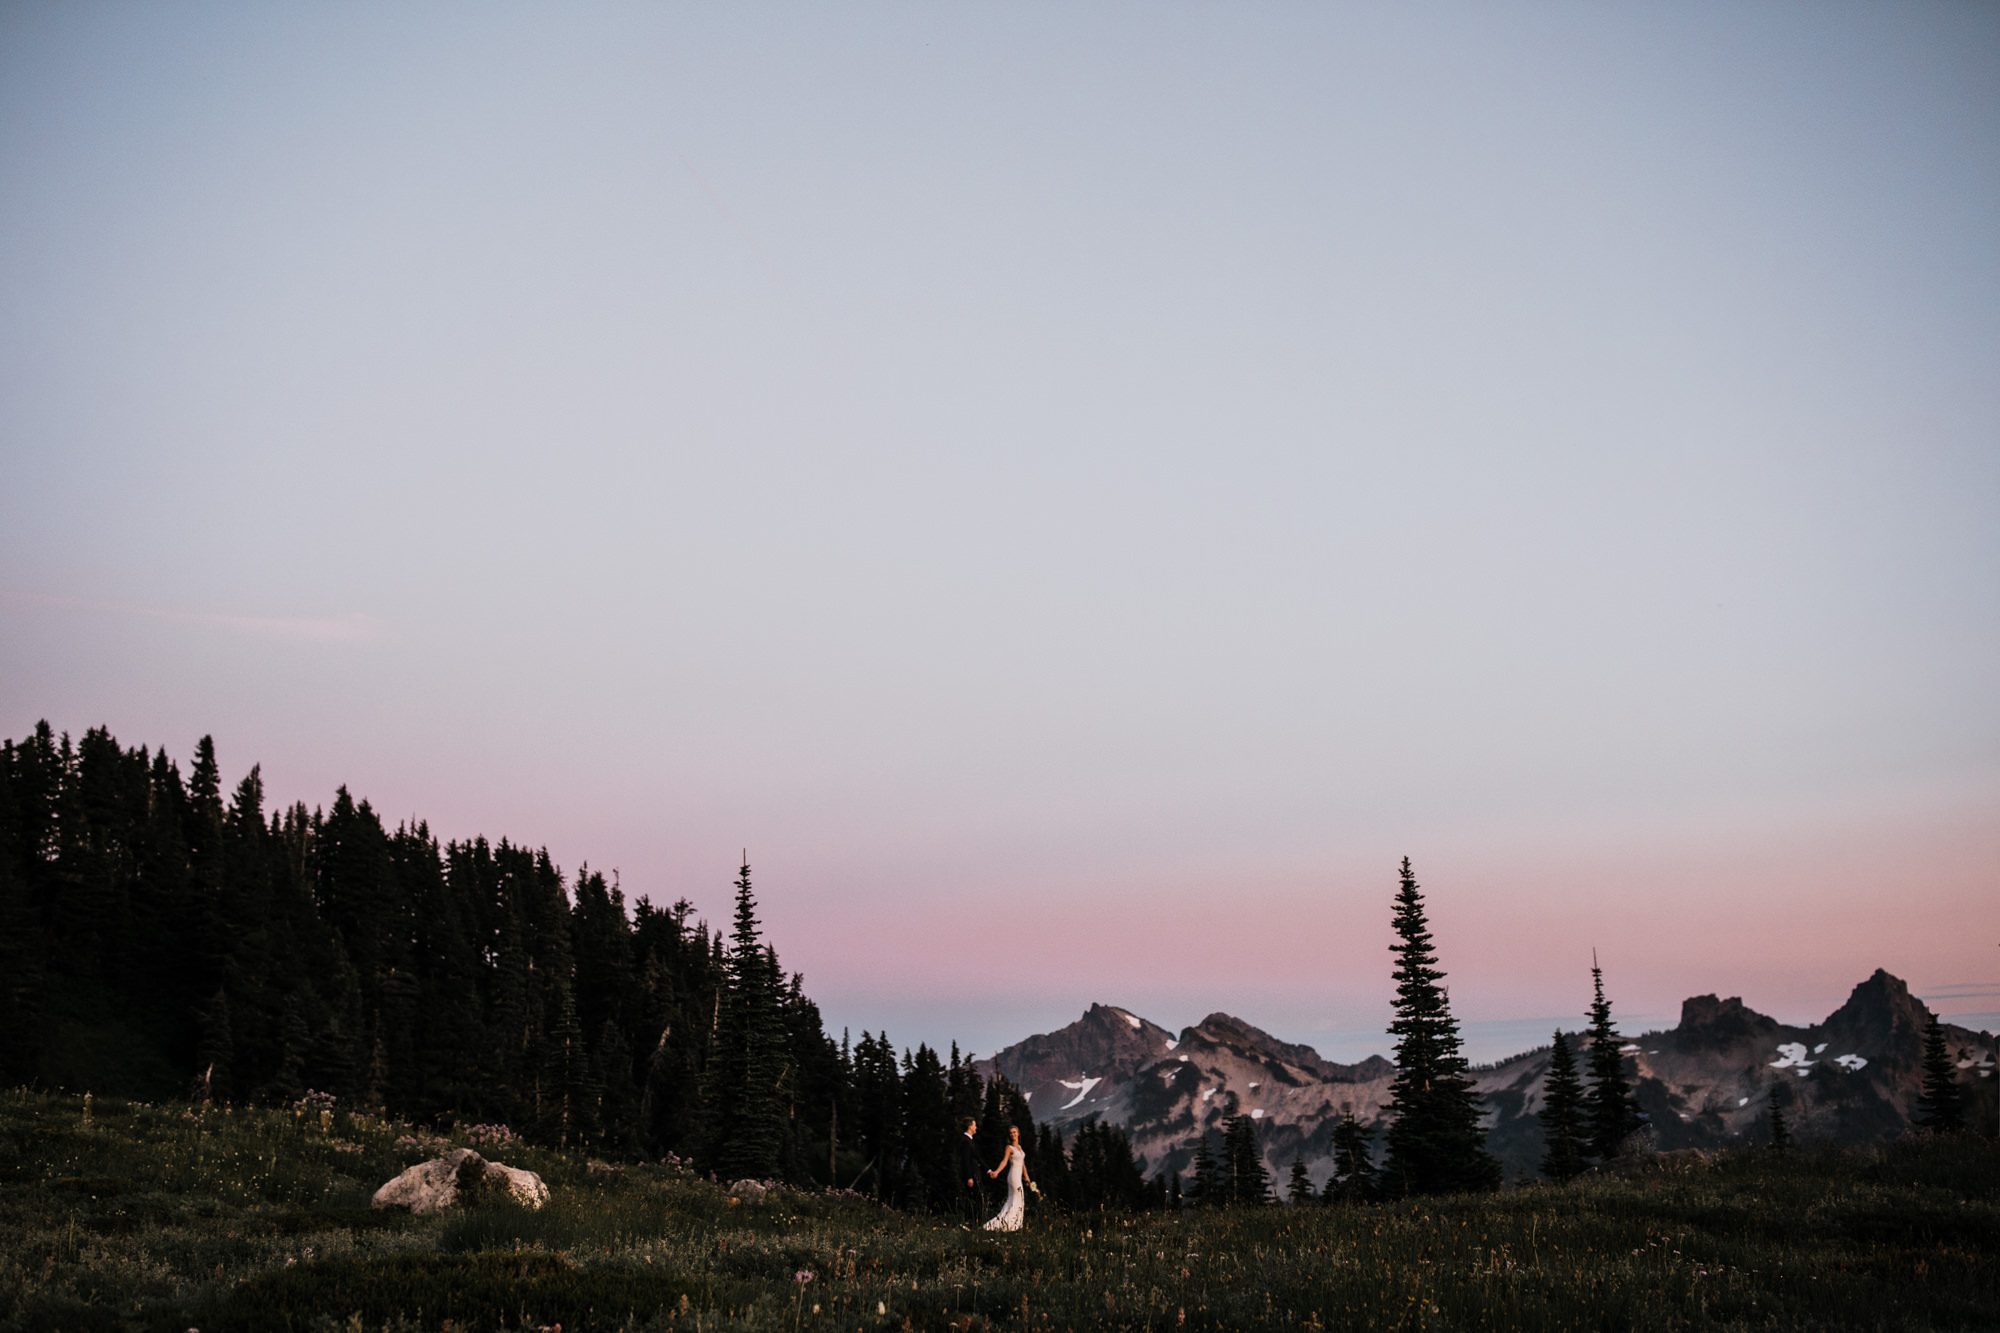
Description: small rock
372,1148,548,1213
483,1160,550,1208
729,1178,768,1203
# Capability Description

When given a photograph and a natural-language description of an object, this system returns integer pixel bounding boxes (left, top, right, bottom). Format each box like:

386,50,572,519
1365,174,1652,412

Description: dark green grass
2,1090,1994,1332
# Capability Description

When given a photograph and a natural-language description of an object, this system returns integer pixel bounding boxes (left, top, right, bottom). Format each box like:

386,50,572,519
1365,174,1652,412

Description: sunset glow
3,2,1994,1067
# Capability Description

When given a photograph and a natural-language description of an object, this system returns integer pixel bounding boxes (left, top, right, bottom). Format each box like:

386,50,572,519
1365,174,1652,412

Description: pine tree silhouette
1382,858,1500,1195
1325,1111,1379,1204
1584,953,1646,1161
900,1042,952,1211
1222,1113,1271,1204
1538,1030,1590,1182
1286,1156,1314,1205
1188,1131,1222,1207
1914,1011,1964,1133
1766,1080,1792,1152
851,1031,904,1199
704,858,789,1181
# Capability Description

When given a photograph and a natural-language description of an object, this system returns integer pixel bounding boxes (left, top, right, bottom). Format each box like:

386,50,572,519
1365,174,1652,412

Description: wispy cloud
3,590,383,643
1922,983,2000,1001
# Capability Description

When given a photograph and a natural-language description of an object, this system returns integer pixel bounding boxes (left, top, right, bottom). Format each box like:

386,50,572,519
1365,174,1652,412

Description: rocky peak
1819,968,1930,1059
1345,1054,1396,1081
979,1003,1177,1089
1184,1013,1376,1082
1674,994,1779,1044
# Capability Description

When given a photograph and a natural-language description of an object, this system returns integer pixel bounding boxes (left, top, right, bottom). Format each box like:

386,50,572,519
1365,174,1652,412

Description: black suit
956,1133,985,1221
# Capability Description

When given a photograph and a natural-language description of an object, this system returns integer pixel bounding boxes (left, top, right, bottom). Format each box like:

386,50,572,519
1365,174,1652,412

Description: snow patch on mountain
1769,1043,1814,1069
1057,1077,1101,1110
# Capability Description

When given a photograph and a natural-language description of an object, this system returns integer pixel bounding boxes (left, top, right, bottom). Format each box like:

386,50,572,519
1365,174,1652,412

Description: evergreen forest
0,723,1199,1213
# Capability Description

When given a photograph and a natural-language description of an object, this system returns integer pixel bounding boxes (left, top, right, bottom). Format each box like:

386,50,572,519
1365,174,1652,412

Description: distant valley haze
1,3,1994,1064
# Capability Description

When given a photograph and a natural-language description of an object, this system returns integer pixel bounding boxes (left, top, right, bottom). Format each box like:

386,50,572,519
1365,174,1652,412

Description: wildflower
795,1270,815,1283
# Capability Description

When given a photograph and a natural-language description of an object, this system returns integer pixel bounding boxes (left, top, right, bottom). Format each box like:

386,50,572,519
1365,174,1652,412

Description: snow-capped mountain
977,970,1996,1186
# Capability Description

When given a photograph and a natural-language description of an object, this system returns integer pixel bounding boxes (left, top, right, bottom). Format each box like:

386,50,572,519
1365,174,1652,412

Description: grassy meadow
1,1089,1995,1332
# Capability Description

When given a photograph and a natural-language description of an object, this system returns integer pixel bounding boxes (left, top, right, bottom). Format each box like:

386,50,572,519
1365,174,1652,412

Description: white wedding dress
983,1144,1026,1231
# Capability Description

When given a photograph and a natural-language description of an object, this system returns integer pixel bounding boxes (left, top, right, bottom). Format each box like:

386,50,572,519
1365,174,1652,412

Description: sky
3,2,1996,1064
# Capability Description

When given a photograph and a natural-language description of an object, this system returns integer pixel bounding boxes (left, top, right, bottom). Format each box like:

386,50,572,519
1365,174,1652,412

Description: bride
983,1126,1033,1231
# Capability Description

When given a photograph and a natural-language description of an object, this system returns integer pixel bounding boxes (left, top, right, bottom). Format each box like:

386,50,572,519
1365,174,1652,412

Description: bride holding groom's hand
983,1126,1032,1231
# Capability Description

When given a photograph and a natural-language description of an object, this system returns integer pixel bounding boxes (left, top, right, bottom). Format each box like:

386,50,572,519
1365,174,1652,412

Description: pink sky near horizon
3,4,1995,1066
6,681,1988,1065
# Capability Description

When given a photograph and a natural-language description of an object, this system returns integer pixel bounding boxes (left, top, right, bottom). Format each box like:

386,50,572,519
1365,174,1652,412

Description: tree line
0,723,1173,1212
10,723,1799,1211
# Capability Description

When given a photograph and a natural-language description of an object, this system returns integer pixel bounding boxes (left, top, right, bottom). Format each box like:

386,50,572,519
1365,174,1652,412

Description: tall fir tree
900,1043,953,1211
1068,1117,1147,1211
946,1044,983,1126
703,858,790,1181
631,896,721,1160
1766,1079,1792,1151
1584,953,1645,1160
1382,858,1500,1195
0,731,50,1085
1188,1131,1222,1208
401,822,485,1127
1913,1011,1964,1133
1324,1111,1378,1204
1286,1157,1313,1205
850,1031,905,1199
1221,1113,1271,1205
1537,1030,1590,1182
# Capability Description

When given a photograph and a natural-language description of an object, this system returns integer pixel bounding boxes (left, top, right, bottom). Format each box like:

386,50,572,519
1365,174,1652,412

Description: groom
956,1117,985,1224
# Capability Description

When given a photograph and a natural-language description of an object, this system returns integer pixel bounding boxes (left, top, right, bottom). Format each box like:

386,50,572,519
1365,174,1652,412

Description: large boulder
371,1147,549,1213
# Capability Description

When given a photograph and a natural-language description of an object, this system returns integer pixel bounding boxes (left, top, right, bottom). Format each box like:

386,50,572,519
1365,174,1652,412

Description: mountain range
975,970,1998,1185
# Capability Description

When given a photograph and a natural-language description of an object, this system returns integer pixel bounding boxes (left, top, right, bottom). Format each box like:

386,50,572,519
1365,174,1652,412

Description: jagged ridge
978,970,1997,1186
